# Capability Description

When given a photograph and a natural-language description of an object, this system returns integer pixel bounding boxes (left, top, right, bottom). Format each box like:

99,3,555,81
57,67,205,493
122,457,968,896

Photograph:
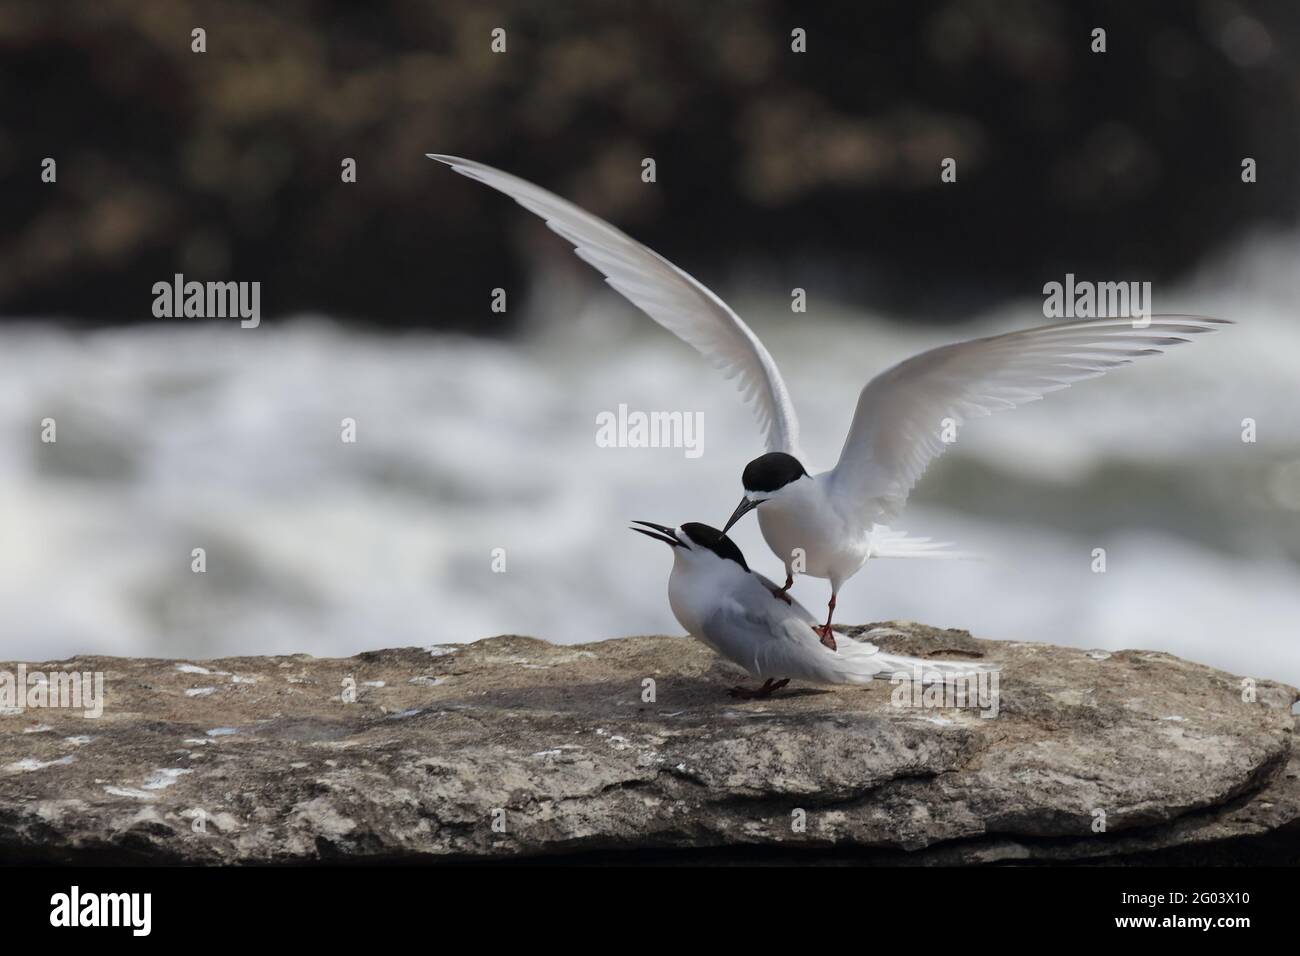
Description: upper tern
429,154,1231,643
630,520,994,699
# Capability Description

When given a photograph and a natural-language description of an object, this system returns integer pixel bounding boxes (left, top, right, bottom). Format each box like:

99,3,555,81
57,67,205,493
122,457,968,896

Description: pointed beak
629,520,680,547
722,496,760,534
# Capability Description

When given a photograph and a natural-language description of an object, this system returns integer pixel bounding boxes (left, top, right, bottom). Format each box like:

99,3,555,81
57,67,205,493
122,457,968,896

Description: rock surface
0,623,1296,864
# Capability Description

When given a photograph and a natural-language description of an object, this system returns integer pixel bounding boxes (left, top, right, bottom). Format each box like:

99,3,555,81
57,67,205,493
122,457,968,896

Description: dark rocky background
2,0,1299,330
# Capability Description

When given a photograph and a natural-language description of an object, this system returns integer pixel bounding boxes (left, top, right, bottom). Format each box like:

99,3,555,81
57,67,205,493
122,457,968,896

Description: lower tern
630,521,994,699
429,155,1231,642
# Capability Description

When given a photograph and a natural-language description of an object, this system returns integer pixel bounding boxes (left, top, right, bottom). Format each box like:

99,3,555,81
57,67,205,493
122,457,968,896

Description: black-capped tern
630,521,993,698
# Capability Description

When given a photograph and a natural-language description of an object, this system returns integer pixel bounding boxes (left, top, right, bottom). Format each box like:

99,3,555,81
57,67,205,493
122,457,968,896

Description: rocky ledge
0,623,1296,864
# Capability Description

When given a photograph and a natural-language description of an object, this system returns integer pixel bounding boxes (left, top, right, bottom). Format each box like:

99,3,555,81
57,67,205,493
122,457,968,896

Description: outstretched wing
428,155,801,457
829,315,1231,519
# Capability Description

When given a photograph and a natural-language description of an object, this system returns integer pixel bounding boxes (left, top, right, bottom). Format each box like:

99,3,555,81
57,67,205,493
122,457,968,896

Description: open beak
629,520,680,547
722,496,760,534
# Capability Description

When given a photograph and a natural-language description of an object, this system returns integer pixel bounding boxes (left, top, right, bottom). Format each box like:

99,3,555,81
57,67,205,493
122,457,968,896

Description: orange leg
768,572,794,605
812,593,837,651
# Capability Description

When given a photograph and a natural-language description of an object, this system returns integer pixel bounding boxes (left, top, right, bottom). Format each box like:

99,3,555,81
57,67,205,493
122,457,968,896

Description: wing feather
428,155,801,457
829,315,1231,518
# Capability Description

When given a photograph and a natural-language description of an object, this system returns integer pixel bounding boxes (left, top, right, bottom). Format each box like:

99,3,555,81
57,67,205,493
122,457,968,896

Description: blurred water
2,230,1299,688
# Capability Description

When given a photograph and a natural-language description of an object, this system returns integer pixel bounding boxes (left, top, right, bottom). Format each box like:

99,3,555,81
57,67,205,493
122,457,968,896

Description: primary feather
427,154,802,459
829,315,1232,520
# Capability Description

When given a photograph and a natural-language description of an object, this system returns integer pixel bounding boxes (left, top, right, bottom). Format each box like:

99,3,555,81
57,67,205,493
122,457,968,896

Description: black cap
741,452,808,493
680,522,749,570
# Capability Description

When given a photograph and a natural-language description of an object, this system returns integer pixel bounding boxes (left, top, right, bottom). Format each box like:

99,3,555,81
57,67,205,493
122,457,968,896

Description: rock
0,623,1295,864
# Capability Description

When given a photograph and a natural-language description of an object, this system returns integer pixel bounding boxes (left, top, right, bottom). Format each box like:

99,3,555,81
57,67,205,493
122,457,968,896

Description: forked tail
869,652,998,683
827,635,998,686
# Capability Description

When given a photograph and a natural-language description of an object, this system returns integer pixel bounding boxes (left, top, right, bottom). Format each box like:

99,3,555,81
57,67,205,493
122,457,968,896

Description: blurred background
2,0,1299,686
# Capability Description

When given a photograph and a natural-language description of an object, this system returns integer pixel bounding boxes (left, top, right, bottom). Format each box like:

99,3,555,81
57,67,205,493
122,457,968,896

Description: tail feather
865,525,982,560
825,637,998,686
870,652,998,684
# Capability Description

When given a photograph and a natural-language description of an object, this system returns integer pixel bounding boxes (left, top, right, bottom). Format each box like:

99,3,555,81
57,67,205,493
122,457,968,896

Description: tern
429,155,1231,644
629,520,994,699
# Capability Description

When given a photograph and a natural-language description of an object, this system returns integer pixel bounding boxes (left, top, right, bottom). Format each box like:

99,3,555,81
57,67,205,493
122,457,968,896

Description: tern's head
629,521,749,572
722,452,809,532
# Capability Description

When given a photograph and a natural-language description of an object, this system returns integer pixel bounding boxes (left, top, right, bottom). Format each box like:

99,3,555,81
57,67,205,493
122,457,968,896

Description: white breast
755,476,869,584
667,550,746,638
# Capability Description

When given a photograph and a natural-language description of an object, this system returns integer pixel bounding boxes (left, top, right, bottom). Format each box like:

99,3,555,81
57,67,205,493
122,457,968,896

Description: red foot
768,585,793,605
728,678,790,700
813,624,837,651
